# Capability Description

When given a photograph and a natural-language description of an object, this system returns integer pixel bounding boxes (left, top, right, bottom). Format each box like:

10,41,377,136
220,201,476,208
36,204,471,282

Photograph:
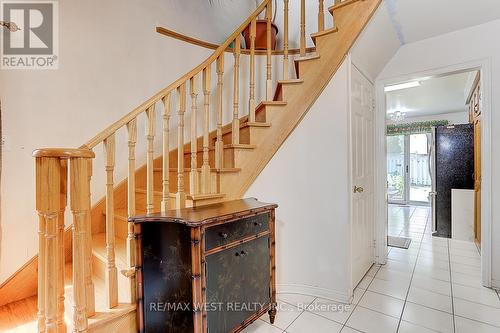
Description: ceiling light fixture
384,81,421,92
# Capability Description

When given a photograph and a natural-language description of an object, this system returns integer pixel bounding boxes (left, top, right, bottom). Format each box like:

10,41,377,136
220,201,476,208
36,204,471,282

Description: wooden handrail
155,27,316,56
83,0,271,150
33,148,95,159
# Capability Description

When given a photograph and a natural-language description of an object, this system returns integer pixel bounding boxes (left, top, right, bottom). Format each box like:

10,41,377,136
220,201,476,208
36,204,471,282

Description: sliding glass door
387,135,406,203
387,133,431,205
409,134,431,203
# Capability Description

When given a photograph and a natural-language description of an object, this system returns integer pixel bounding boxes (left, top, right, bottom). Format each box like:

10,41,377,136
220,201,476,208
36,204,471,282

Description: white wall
246,60,351,301
386,111,469,126
378,19,500,287
157,0,255,44
351,2,401,82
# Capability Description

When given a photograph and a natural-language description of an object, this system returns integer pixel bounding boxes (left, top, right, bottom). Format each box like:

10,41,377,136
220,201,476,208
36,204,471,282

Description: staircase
0,0,381,331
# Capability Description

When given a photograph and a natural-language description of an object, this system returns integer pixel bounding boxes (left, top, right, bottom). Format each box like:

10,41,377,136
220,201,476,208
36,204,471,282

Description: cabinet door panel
206,236,270,332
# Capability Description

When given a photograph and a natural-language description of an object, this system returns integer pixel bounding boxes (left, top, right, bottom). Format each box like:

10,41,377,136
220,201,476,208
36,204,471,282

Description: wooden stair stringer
221,0,382,199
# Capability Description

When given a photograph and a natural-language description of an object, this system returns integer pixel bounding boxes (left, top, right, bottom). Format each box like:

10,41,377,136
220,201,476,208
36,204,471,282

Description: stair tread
242,121,272,128
258,101,287,106
256,101,287,112
224,143,256,149
329,0,364,13
311,27,339,42
294,53,321,62
0,263,135,332
187,193,225,200
277,79,304,85
171,143,257,155
135,188,224,200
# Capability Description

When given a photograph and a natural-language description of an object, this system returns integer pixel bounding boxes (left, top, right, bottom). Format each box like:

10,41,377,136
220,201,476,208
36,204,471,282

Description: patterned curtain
387,120,449,136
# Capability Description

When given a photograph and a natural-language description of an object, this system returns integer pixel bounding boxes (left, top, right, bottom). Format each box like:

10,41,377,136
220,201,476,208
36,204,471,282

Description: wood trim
155,27,316,56
134,223,144,333
190,227,203,331
268,209,277,323
0,257,38,307
33,148,95,159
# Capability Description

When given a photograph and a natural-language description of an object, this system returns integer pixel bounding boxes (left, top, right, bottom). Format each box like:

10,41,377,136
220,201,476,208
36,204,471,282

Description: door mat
388,236,412,249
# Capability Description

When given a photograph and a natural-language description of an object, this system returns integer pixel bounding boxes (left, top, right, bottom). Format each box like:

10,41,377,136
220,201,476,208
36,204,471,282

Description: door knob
353,186,364,193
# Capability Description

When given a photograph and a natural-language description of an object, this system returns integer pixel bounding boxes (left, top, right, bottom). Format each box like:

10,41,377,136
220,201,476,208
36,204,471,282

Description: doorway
375,61,492,288
387,133,431,205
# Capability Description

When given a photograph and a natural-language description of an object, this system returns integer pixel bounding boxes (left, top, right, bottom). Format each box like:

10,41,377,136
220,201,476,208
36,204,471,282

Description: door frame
374,59,493,287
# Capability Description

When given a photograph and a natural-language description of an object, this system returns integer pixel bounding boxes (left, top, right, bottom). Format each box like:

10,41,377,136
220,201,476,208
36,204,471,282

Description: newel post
34,148,95,333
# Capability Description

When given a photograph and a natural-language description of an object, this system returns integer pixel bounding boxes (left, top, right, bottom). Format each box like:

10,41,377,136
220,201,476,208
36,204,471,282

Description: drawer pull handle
254,222,263,227
219,232,228,239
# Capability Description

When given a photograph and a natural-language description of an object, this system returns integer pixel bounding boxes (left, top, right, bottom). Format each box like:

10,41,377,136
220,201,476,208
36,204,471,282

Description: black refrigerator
433,124,474,238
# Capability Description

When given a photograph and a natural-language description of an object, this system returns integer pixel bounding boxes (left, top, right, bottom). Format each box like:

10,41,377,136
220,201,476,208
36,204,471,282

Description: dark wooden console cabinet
129,198,278,333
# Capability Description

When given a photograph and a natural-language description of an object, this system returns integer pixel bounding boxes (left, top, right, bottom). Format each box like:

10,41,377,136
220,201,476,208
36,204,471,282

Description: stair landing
0,263,135,333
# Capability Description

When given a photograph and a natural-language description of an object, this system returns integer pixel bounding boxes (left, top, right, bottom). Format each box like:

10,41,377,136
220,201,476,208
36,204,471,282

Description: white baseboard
277,283,351,304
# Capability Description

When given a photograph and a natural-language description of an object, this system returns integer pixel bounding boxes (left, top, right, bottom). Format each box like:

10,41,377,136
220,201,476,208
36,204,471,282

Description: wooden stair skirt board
3,0,382,331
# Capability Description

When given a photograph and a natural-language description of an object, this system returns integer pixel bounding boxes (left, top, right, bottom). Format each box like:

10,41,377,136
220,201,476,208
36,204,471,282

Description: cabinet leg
268,304,277,325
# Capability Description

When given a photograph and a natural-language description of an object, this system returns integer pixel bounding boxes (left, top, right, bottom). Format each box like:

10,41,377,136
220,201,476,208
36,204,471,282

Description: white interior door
351,65,375,287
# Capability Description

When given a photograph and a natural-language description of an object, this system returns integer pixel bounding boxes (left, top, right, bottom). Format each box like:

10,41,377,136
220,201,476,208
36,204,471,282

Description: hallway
243,205,500,333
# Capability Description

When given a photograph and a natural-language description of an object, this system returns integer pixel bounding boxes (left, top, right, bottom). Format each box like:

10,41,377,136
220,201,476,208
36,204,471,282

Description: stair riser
114,217,128,240
179,146,251,170
152,170,218,197
296,59,319,79
135,191,175,211
152,169,191,193
222,125,271,146
224,148,255,169
278,85,302,103
255,109,267,123
218,126,252,146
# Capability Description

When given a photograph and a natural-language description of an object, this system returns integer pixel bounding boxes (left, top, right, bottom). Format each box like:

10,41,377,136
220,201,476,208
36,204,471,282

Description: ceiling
385,71,478,118
352,0,500,80
386,0,500,45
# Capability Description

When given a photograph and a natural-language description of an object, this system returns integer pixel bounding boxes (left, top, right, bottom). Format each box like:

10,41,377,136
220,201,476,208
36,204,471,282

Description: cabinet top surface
128,198,277,227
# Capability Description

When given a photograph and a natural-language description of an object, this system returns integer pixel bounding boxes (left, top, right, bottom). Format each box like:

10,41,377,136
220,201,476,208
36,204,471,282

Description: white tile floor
243,205,500,333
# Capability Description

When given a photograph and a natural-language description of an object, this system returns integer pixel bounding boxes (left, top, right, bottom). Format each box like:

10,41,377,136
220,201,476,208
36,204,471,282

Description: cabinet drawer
205,213,269,251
